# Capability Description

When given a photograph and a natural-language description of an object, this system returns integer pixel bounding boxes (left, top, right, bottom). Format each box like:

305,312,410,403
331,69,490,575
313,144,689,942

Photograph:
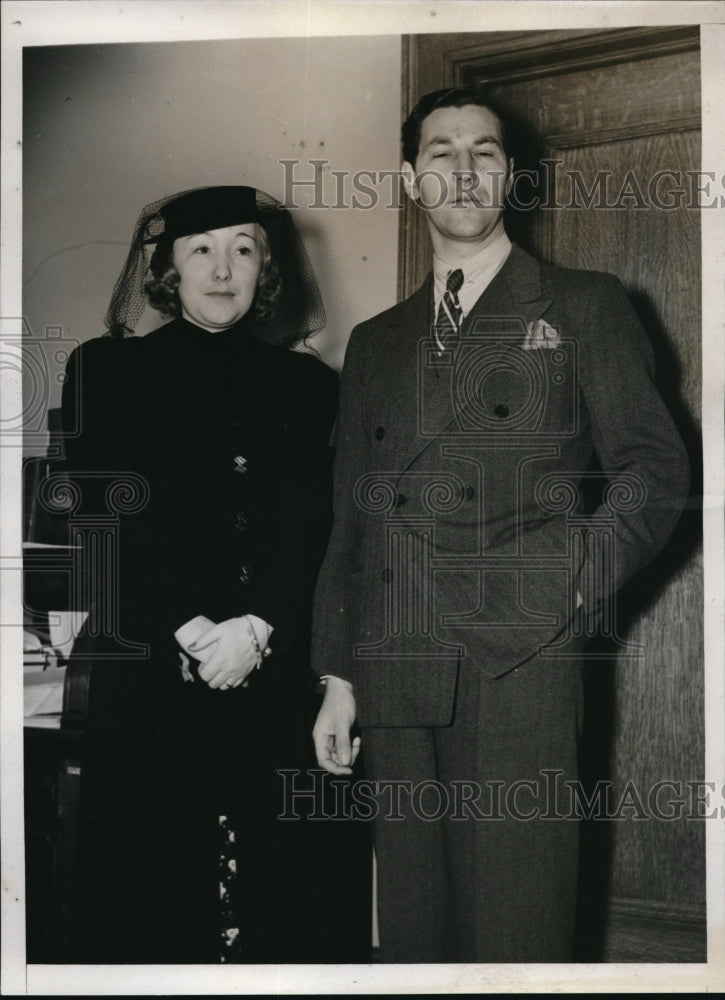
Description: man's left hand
313,677,360,775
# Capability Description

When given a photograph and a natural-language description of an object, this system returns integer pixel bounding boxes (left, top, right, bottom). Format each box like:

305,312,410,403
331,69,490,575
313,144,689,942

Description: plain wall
23,35,402,451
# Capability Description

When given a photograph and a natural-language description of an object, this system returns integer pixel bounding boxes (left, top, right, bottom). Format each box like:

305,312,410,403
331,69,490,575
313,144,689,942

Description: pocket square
523,318,561,350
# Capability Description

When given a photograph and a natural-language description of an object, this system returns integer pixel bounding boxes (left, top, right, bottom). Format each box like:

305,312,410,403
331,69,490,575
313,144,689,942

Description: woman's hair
143,222,281,323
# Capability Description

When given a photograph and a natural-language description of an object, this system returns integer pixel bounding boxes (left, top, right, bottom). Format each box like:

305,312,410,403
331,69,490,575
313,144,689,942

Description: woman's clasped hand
190,616,267,690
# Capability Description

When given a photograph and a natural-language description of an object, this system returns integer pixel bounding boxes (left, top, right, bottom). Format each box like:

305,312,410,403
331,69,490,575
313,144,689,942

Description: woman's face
172,223,263,332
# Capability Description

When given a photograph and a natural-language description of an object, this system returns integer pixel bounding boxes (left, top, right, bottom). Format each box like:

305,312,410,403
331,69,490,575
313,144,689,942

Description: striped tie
435,268,464,353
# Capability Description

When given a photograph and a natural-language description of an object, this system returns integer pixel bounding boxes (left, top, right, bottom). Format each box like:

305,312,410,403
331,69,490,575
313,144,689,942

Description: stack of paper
23,660,66,717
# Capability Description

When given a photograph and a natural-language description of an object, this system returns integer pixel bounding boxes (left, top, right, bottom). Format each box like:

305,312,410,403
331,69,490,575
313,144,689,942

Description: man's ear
505,157,515,197
401,161,418,202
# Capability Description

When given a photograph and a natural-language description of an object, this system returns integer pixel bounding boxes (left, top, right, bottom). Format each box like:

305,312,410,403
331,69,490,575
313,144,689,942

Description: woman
62,186,370,964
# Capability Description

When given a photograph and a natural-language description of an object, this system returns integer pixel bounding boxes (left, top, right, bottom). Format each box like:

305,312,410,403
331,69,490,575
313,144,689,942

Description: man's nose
456,150,476,174
452,153,478,189
452,164,478,197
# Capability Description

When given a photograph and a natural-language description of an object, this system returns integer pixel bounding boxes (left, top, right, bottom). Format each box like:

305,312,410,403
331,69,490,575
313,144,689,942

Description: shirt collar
433,225,512,317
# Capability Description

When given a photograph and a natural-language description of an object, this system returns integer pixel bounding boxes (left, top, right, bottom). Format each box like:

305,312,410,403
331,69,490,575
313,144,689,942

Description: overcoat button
239,564,252,585
381,570,393,583
494,404,509,418
234,512,247,532
463,486,475,500
375,426,385,441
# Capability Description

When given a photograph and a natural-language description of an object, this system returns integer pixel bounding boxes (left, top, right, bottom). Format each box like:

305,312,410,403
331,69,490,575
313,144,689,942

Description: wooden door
401,26,704,961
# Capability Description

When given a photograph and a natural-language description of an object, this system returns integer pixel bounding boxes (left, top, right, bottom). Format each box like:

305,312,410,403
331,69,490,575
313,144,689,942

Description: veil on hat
104,186,327,348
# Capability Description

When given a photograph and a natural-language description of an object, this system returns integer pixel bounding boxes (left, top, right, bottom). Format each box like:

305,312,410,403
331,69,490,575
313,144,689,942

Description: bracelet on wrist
244,616,272,669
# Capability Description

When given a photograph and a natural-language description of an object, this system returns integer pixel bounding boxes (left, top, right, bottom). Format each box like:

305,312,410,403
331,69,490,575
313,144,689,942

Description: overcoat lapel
370,277,433,469
389,245,554,472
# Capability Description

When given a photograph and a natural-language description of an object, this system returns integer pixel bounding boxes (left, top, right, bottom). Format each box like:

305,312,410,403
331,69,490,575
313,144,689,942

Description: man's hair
402,88,509,166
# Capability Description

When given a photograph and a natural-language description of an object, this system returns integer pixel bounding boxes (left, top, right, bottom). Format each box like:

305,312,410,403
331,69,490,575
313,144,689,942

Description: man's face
403,104,513,247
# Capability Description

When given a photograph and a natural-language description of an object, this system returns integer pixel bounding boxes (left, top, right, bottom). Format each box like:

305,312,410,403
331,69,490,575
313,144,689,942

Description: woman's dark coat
62,318,370,963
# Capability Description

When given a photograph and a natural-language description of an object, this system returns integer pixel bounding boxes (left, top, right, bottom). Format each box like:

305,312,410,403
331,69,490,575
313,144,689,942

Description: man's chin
436,222,501,243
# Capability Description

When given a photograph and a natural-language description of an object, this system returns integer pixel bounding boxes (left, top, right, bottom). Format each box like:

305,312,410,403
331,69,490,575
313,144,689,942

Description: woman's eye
234,246,252,256
192,245,210,254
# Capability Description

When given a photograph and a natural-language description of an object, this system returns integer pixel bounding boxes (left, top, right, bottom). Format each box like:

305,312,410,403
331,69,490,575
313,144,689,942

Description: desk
24,692,85,961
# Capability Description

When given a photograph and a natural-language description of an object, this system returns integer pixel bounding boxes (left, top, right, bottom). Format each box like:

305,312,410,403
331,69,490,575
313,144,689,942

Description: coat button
494,404,509,419
239,564,253,586
234,512,247,532
381,569,393,583
463,486,475,500
375,426,385,441
233,455,248,473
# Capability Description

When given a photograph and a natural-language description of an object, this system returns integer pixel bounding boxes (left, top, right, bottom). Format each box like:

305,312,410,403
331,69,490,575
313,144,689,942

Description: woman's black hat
144,186,261,243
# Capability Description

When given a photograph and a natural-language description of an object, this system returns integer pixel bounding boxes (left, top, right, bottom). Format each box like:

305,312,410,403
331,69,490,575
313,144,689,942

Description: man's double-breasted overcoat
312,245,689,961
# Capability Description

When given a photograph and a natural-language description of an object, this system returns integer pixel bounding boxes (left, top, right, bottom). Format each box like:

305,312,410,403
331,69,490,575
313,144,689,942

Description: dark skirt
70,635,371,964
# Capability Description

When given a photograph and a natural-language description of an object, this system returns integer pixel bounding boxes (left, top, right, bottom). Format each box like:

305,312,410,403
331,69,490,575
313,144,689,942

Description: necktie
435,268,464,353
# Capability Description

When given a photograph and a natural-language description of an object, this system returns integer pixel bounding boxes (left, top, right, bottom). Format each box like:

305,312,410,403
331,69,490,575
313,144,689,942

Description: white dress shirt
433,223,512,321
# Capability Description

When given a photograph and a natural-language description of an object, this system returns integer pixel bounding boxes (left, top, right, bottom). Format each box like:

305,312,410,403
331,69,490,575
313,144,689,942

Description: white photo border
2,1,723,995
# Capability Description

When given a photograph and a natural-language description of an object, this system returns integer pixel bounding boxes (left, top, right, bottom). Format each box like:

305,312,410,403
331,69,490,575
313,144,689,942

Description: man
311,88,689,962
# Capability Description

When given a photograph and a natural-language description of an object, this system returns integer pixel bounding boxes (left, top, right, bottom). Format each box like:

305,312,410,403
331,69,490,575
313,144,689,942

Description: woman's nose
213,256,232,281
